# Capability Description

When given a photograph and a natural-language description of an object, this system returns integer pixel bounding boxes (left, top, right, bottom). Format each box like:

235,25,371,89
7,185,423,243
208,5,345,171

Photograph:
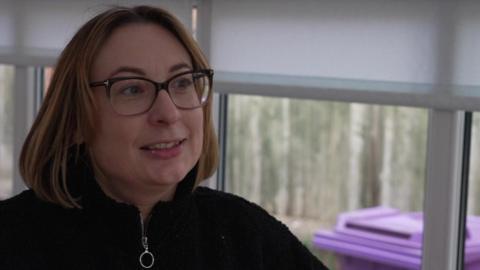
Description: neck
94,173,178,220
133,186,177,220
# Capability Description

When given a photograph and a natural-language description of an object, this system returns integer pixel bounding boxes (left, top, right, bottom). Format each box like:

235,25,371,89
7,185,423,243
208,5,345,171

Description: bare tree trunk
392,108,417,210
380,108,394,206
363,106,382,207
249,98,262,203
230,96,241,194
0,66,12,198
276,99,290,216
302,101,318,219
348,104,365,210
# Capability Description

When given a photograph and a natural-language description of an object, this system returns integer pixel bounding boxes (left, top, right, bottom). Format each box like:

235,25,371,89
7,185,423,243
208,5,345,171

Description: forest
0,65,13,199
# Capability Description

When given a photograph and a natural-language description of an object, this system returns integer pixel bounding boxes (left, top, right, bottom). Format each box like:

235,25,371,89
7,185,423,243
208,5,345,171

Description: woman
0,6,328,270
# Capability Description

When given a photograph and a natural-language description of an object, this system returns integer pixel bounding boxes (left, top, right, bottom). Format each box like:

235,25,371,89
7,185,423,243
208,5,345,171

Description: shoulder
0,189,78,226
1,190,57,232
194,187,277,225
194,187,293,243
0,189,68,215
193,186,251,206
0,191,44,252
0,191,83,267
193,187,329,270
0,190,77,243
0,190,39,217
193,187,295,245
194,187,264,211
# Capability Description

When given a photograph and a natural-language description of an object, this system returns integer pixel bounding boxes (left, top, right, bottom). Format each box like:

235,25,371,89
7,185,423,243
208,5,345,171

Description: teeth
147,141,180,150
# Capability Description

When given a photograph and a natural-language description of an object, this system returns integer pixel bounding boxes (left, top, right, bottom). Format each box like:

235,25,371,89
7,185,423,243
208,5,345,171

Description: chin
150,165,191,185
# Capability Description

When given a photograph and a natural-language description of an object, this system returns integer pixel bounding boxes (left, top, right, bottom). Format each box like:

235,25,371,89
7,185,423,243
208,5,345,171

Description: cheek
89,119,144,184
90,105,140,166
93,92,140,142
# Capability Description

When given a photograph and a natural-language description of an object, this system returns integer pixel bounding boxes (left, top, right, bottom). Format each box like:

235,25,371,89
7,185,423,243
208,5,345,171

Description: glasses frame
89,69,214,116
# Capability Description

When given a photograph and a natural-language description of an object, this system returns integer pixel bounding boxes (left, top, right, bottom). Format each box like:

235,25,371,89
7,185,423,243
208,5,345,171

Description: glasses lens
168,72,210,109
109,79,155,115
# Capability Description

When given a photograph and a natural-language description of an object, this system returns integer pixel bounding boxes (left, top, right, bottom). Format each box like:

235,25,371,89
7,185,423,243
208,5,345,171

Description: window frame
195,1,471,270
1,1,471,269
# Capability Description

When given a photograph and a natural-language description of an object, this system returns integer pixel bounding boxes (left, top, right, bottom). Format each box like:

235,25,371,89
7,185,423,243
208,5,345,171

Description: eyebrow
108,66,146,78
169,62,192,73
108,63,192,78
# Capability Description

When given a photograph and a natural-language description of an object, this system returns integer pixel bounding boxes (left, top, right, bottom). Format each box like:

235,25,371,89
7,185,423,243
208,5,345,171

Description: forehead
91,23,192,80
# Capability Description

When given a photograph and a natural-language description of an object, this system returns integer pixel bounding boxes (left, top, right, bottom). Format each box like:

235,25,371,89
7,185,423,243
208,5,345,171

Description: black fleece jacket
0,156,328,270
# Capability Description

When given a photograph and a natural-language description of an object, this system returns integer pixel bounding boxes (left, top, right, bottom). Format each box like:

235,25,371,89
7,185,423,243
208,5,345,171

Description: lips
140,139,186,150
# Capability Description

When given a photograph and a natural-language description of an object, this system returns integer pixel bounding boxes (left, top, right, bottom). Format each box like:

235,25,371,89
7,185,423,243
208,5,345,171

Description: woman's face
89,23,203,199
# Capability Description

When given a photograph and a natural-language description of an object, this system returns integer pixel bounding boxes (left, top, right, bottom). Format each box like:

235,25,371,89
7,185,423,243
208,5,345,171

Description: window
464,113,480,269
225,94,428,268
469,115,480,217
0,65,14,199
207,0,478,268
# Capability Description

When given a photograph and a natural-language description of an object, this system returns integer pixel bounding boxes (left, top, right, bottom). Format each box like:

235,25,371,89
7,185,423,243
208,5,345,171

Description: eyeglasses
89,69,213,116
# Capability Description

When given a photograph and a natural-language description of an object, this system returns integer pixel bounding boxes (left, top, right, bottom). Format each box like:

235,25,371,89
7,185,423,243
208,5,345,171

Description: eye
171,76,193,90
111,79,150,98
121,85,143,96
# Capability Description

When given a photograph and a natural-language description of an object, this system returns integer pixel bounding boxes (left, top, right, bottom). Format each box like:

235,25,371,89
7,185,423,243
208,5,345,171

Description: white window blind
453,1,480,86
0,0,193,66
209,0,480,111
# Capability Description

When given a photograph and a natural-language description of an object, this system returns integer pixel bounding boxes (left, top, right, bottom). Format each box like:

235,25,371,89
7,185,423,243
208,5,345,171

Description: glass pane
466,113,480,269
226,94,428,269
0,65,15,199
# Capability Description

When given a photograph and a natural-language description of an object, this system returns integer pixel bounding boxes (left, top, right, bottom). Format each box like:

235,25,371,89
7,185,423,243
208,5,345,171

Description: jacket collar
67,145,198,252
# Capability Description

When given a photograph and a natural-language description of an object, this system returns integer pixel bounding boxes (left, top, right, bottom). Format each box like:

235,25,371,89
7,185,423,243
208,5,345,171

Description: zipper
139,213,154,269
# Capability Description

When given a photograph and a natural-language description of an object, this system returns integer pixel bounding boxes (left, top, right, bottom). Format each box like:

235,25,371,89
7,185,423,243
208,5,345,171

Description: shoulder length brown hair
19,5,219,208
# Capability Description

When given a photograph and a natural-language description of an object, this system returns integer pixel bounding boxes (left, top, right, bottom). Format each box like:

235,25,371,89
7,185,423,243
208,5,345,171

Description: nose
147,90,180,125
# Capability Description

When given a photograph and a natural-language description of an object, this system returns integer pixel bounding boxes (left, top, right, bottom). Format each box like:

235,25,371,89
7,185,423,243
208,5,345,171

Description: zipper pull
139,236,154,269
139,214,154,269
